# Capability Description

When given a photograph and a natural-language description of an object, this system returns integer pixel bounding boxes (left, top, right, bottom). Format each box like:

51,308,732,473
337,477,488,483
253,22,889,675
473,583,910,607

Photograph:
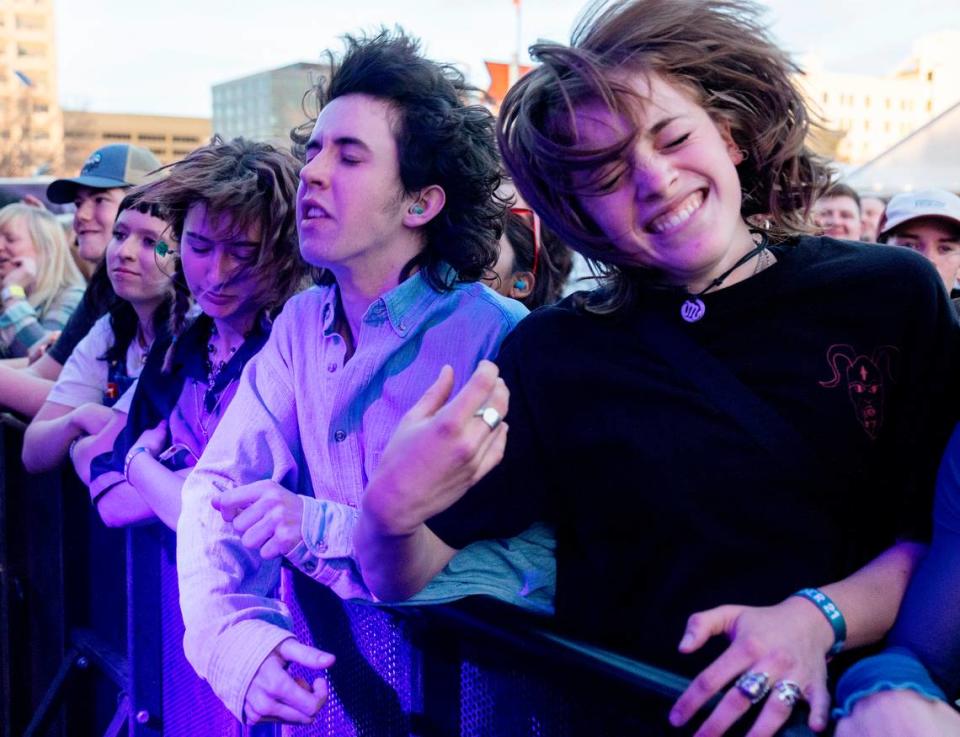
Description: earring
155,240,175,257
514,279,527,290
409,203,425,215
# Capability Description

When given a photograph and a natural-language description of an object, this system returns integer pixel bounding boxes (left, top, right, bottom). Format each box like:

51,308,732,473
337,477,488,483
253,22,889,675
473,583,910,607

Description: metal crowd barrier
1,414,817,736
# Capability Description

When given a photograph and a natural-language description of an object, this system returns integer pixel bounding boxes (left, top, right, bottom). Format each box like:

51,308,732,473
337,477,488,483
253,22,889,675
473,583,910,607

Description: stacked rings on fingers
474,406,502,431
735,671,771,704
772,680,803,708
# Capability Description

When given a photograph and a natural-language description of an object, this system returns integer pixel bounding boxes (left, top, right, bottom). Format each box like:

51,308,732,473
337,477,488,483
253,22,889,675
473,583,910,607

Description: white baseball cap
878,189,960,240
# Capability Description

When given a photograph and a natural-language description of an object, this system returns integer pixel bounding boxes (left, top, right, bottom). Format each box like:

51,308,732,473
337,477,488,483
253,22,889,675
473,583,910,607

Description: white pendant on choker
680,298,706,323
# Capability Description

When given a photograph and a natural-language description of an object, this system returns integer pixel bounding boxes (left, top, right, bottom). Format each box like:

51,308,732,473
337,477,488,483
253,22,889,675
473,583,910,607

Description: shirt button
334,430,346,442
303,560,317,572
327,363,337,373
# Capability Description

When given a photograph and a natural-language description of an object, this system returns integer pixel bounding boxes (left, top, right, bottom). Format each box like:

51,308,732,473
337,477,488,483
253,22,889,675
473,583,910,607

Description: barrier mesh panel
158,530,242,736
282,569,417,737
459,658,566,737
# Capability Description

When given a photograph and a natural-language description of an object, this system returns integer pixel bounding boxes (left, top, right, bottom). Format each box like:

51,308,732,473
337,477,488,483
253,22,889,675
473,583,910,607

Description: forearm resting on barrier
72,410,127,485
0,360,55,418
22,400,114,473
356,501,457,601
356,363,509,600
669,541,928,737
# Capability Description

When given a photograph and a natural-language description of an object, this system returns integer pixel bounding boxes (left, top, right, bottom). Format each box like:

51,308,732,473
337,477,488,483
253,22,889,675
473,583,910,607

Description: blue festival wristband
793,587,846,656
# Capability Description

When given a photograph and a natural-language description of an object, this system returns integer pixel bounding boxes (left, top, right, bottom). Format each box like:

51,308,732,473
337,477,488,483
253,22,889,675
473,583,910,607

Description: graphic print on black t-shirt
818,343,900,439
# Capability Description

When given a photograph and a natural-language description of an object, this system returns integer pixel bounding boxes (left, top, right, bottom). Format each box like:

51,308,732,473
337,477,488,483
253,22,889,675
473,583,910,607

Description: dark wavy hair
101,191,174,364
497,0,832,312
503,209,574,309
292,29,506,290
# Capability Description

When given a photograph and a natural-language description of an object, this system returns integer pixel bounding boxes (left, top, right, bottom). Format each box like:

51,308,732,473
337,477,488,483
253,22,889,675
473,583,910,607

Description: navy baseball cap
46,144,162,204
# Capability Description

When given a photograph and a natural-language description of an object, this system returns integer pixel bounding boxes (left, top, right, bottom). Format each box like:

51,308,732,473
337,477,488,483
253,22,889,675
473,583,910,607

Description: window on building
884,121,891,133
864,96,871,108
864,120,870,131
822,92,829,104
102,132,132,140
927,71,934,82
885,98,891,109
172,135,199,143
16,42,45,58
137,134,166,142
15,13,45,30
32,103,47,113
926,99,933,112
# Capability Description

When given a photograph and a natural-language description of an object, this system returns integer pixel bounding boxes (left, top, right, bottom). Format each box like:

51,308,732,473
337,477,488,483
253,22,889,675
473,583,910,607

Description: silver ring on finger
735,671,771,704
772,679,803,708
474,406,502,431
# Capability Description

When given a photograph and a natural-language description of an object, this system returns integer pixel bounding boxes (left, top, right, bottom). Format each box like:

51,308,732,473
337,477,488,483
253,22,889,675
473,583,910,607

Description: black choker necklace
680,237,769,323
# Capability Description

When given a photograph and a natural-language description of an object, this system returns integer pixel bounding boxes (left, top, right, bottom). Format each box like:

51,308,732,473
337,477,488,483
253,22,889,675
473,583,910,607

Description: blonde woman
0,203,86,358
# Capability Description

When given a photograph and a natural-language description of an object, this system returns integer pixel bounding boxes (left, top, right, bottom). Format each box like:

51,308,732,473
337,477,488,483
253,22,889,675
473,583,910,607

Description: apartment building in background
798,30,960,165
62,110,211,173
211,62,328,148
0,0,62,175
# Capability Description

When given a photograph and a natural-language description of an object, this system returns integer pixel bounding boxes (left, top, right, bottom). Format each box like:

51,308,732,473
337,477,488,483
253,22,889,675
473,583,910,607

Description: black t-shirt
47,285,114,366
428,236,960,677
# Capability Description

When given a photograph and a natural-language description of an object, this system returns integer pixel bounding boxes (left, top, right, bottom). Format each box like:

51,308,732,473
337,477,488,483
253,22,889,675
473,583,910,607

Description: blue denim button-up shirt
177,273,555,721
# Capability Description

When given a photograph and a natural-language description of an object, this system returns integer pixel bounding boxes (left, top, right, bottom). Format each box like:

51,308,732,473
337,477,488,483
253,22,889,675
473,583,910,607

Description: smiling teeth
305,207,326,218
649,191,704,234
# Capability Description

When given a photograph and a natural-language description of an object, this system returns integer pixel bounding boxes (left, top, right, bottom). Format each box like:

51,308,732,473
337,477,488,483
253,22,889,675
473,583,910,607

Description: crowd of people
2,0,959,735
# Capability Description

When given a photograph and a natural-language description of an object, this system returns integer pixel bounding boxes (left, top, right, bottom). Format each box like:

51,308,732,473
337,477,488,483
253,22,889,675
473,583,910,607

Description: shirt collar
176,314,270,389
364,266,453,338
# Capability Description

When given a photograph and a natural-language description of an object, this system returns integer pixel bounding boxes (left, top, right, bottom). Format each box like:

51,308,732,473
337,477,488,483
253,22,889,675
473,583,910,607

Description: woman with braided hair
22,192,177,474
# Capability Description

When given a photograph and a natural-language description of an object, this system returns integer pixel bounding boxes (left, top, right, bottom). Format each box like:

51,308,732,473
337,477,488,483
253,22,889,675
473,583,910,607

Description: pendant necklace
193,379,235,443
205,323,238,392
680,236,769,323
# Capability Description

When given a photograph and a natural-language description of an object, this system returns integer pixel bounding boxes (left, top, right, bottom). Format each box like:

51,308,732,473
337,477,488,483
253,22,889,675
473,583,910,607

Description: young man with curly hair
176,30,551,726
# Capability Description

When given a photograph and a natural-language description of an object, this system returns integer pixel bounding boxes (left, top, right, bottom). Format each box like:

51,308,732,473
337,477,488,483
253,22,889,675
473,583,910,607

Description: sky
56,0,960,118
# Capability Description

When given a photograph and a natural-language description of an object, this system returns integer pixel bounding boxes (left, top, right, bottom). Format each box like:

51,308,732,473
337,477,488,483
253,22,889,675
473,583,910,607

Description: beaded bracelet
793,587,847,656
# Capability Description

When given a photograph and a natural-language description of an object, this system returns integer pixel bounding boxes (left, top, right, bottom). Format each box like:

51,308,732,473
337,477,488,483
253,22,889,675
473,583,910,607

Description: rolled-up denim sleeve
284,496,361,585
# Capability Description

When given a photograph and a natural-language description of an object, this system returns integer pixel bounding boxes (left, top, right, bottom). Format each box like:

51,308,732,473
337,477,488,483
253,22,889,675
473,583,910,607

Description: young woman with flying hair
0,203,86,358
82,136,311,529
355,2,959,735
22,192,176,473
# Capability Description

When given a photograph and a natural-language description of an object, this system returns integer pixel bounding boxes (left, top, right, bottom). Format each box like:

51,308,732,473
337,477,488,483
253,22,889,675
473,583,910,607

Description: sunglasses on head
509,207,541,276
